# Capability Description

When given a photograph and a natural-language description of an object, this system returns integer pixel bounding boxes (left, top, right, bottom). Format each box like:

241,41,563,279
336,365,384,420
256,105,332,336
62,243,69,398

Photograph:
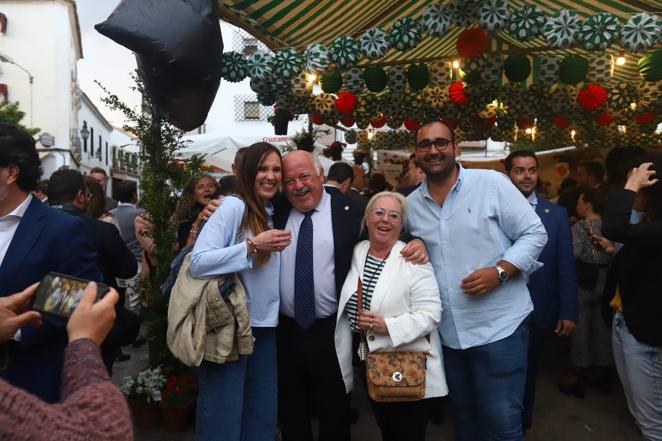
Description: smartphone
32,272,110,319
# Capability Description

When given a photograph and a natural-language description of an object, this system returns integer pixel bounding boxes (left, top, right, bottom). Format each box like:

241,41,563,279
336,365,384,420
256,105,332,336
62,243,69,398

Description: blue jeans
196,327,277,441
443,318,529,441
612,313,662,441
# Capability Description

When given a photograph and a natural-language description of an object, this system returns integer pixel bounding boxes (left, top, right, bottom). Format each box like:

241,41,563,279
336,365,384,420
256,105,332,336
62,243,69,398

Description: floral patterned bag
357,278,428,402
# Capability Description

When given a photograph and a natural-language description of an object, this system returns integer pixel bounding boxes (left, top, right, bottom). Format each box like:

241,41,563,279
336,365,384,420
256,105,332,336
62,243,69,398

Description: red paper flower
309,113,323,125
404,118,420,131
371,115,386,128
634,111,655,125
341,117,355,127
449,81,470,105
456,28,489,59
595,111,614,126
441,117,459,130
576,83,607,111
484,115,497,129
335,91,358,114
553,114,571,130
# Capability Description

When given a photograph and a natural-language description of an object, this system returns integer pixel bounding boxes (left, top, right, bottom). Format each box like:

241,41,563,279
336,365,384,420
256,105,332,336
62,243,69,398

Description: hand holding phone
32,273,110,319
67,282,119,345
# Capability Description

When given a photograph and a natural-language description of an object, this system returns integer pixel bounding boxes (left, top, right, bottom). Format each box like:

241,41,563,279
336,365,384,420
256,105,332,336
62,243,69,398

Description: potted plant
159,375,197,432
119,367,166,430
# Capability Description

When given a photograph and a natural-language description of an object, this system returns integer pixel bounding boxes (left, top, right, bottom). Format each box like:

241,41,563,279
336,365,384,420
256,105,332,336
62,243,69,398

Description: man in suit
505,150,578,430
47,169,139,371
326,161,367,210
90,166,118,212
0,123,101,402
274,151,425,441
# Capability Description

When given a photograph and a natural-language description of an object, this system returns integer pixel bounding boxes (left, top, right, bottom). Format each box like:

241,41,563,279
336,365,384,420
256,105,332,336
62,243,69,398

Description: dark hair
34,179,49,196
638,153,662,221
218,175,237,195
581,187,607,216
504,150,538,172
236,143,282,266
84,176,106,218
47,168,85,205
558,185,582,219
414,120,456,146
578,160,605,183
559,177,578,193
368,173,388,192
323,141,345,161
233,147,248,171
116,180,137,203
327,162,354,184
604,146,648,188
0,123,42,192
90,166,108,177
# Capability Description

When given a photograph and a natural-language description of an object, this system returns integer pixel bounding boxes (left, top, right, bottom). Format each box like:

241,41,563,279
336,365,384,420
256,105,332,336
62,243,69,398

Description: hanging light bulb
616,54,626,66
452,59,461,69
570,129,576,142
305,72,318,85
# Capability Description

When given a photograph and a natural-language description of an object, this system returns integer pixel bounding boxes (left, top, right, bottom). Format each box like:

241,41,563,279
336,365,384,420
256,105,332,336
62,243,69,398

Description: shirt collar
419,163,465,200
117,202,136,207
1,194,32,220
527,192,538,207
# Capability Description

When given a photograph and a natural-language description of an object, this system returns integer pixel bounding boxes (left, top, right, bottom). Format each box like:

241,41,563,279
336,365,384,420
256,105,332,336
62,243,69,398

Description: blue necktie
294,211,315,329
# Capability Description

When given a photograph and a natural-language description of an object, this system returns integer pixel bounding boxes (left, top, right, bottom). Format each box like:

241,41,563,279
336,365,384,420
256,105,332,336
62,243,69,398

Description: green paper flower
480,0,510,33
344,68,365,94
448,1,480,27
579,13,621,51
363,67,389,93
407,64,430,91
504,54,531,82
291,73,310,96
273,48,303,78
246,51,273,80
510,5,546,41
220,51,248,83
250,77,270,95
257,92,275,106
270,76,291,95
320,70,343,93
388,66,408,91
330,36,360,68
304,43,330,72
420,3,452,37
388,17,422,51
359,28,390,60
559,55,589,85
587,54,614,84
608,82,638,113
621,13,661,53
345,129,358,144
549,86,576,113
543,10,581,49
638,50,662,82
537,56,561,85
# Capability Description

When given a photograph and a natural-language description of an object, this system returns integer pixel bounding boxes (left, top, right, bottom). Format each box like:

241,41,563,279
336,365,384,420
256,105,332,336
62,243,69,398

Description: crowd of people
0,119,660,441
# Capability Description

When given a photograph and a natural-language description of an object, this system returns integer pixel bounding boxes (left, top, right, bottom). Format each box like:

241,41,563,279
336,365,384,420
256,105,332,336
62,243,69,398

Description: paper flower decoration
246,51,273,80
635,111,655,124
538,56,561,85
424,86,448,108
543,9,581,49
457,28,489,59
359,28,390,60
273,48,303,78
559,55,589,85
256,92,275,106
429,61,452,87
336,91,359,114
290,73,310,96
510,5,546,41
355,118,370,130
595,111,614,126
371,115,387,128
330,36,360,68
344,68,365,94
504,54,531,82
621,13,661,52
250,77,270,94
388,66,408,91
480,0,510,33
361,67,387,93
304,43,330,72
638,49,662,82
340,117,355,127
309,113,324,125
320,70,343,93
449,1,480,27
314,93,337,114
553,114,571,129
579,13,621,51
449,81,470,105
388,17,422,51
407,64,430,91
586,54,614,84
420,3,452,37
220,51,248,83
404,118,421,131
576,83,608,111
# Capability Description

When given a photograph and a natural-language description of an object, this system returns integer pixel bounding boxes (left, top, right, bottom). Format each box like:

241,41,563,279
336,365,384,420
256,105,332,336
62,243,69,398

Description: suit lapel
0,198,47,281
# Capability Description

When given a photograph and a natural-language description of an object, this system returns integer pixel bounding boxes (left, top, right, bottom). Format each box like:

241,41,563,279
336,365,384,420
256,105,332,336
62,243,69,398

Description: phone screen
32,272,109,319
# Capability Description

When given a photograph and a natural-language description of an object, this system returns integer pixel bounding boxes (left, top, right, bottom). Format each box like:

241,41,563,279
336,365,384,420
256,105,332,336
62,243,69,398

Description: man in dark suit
505,150,578,430
325,161,367,210
47,169,139,372
0,123,101,402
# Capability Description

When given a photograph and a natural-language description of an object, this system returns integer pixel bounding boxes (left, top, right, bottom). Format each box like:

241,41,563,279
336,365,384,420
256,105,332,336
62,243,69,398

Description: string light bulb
616,54,626,66
452,59,461,69
570,129,577,142
305,72,318,85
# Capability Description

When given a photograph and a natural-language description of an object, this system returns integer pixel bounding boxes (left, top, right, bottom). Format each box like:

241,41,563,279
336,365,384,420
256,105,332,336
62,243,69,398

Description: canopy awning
216,0,661,82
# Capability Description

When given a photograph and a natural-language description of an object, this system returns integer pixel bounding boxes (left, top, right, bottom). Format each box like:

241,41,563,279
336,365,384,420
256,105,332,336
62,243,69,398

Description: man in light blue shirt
406,121,547,441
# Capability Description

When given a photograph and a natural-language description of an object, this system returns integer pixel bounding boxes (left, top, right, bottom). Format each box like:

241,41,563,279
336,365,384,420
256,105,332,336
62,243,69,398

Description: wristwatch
495,265,509,284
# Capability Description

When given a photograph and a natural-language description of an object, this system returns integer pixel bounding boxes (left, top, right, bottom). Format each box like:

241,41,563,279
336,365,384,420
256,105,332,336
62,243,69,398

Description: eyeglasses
416,138,453,153
369,208,402,223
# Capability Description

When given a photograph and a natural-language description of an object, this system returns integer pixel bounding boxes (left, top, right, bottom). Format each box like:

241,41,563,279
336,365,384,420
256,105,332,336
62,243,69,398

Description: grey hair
360,191,408,235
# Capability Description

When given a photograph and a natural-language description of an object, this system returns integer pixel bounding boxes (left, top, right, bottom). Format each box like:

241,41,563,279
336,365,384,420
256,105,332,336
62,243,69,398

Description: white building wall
0,1,81,177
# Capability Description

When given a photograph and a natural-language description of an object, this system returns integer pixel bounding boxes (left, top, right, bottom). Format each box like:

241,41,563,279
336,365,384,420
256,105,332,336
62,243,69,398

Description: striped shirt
346,254,387,332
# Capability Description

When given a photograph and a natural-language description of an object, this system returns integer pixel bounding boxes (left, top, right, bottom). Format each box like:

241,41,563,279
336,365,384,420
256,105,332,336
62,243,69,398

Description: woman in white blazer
335,191,447,441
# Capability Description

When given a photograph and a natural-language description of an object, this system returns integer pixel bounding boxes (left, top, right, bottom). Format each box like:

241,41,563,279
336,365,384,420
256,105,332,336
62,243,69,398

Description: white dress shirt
0,194,32,267
280,190,337,319
527,192,538,209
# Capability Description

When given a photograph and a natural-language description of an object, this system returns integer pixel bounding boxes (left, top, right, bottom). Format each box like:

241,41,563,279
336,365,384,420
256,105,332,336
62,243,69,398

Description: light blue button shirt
406,165,547,349
190,195,280,327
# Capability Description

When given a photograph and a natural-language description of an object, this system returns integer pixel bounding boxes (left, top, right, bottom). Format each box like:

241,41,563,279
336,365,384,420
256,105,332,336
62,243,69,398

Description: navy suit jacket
527,195,578,331
0,197,101,403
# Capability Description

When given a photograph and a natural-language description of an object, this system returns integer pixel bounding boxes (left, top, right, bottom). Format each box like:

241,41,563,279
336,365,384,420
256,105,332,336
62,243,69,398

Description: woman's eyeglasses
369,208,402,223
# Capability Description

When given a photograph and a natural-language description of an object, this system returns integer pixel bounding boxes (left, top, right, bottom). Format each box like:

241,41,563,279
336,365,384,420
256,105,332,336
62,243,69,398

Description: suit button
368,335,375,341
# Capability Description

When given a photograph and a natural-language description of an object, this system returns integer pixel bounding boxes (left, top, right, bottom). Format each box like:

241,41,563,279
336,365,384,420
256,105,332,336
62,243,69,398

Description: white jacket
335,240,448,398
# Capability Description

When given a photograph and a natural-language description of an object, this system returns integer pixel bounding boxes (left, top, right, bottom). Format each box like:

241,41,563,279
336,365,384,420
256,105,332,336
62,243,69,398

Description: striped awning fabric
217,0,662,82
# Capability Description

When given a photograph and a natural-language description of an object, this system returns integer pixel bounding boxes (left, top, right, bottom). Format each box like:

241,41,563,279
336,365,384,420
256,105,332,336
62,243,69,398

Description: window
242,38,259,57
105,142,109,165
243,101,260,120
90,127,94,156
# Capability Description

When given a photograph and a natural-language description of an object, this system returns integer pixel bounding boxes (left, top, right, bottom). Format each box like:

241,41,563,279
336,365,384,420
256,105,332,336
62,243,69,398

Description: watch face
497,267,508,281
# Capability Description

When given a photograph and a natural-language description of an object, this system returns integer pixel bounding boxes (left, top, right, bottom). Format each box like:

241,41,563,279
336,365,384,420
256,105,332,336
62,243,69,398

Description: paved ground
113,335,641,441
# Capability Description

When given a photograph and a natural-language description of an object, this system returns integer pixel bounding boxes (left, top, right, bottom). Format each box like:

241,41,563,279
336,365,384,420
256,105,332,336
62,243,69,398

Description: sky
75,0,141,126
